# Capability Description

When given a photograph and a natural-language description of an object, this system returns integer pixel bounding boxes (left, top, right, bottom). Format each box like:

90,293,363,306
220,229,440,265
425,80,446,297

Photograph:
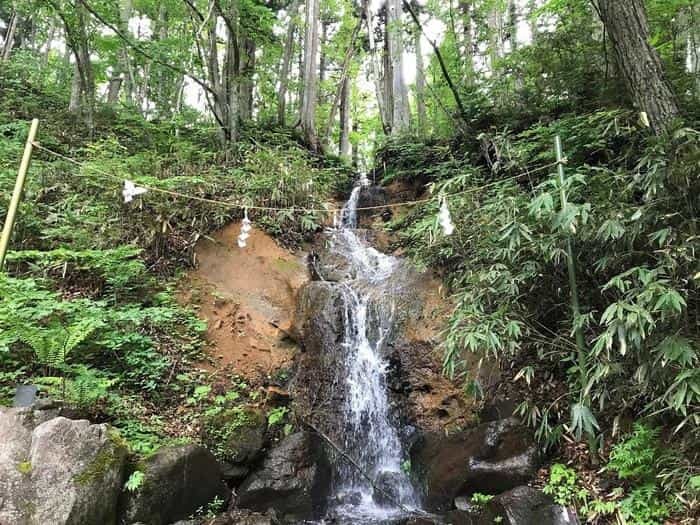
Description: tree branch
79,0,215,98
402,0,469,126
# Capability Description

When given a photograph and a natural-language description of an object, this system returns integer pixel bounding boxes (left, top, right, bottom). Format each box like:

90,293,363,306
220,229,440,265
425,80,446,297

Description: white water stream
325,183,420,523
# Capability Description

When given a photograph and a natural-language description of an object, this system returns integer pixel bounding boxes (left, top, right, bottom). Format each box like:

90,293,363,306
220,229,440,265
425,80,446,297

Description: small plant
608,424,660,481
543,463,589,506
124,470,145,492
267,406,288,426
470,492,494,507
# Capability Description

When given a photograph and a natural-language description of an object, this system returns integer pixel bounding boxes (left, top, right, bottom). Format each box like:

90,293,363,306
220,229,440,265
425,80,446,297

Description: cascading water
323,182,420,523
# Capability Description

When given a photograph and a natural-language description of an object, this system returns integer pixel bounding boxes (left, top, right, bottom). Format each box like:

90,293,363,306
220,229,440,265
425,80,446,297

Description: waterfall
326,184,419,523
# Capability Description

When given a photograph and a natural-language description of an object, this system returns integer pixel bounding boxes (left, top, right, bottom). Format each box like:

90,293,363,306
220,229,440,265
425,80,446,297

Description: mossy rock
118,444,229,525
203,407,267,465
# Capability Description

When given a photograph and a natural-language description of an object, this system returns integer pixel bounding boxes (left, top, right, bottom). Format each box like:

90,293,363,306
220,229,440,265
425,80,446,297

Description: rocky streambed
0,185,580,525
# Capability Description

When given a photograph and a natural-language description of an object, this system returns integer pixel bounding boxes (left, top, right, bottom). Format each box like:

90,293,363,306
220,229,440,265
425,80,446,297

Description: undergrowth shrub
382,110,699,517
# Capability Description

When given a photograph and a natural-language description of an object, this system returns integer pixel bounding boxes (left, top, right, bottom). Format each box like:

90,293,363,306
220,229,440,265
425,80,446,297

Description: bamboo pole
0,119,39,271
555,135,587,386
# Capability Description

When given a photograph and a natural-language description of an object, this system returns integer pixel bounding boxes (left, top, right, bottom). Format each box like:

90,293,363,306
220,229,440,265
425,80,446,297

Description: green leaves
569,402,599,441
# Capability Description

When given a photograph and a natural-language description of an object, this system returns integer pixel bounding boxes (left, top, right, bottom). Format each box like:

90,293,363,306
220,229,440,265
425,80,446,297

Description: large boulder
118,444,229,525
236,431,331,523
477,486,579,525
411,418,538,510
0,407,128,525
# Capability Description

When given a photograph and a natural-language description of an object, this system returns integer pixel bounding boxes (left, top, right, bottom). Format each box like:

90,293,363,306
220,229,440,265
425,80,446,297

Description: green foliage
123,470,145,492
618,484,672,525
470,492,494,507
608,424,660,481
266,406,288,426
543,464,589,506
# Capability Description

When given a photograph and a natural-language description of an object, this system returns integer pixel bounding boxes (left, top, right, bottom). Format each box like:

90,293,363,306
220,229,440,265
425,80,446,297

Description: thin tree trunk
339,75,351,159
403,0,469,126
1,12,18,60
387,0,410,133
459,0,475,86
300,0,321,150
365,1,389,133
239,37,255,120
598,0,681,135
323,17,362,145
414,28,426,131
69,62,82,112
277,2,300,125
319,18,328,84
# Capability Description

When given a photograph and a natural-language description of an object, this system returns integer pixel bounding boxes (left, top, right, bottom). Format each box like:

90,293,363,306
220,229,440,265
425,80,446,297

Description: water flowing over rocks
0,405,128,525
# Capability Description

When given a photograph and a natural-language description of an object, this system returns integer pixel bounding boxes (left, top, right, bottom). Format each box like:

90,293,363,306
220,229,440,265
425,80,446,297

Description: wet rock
445,509,478,525
236,431,331,523
411,418,539,511
211,509,280,525
119,444,229,525
221,463,251,483
477,486,580,525
357,186,390,225
480,398,519,423
0,408,128,525
373,470,405,505
202,407,267,466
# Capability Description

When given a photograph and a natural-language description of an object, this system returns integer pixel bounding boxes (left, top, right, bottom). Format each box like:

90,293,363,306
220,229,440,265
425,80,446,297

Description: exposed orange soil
178,221,309,383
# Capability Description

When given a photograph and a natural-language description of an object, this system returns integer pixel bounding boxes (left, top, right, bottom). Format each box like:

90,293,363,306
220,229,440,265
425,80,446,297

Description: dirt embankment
178,221,308,383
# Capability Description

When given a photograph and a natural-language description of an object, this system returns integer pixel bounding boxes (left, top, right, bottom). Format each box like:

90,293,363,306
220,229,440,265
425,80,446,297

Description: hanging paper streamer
237,208,252,248
438,195,455,236
122,180,148,203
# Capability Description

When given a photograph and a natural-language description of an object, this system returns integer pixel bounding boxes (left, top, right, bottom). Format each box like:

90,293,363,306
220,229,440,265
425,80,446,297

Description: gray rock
411,418,539,511
12,385,38,407
119,444,229,525
373,470,406,506
236,431,331,522
478,486,580,525
211,509,280,525
0,408,128,525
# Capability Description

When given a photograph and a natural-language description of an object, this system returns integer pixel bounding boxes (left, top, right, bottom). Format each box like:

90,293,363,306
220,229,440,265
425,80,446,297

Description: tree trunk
339,75,351,159
300,0,321,150
277,2,299,125
365,1,389,133
487,3,504,74
2,12,18,60
239,37,256,121
323,16,362,146
459,0,475,86
69,62,81,112
685,4,700,93
414,28,426,131
598,0,681,135
319,18,328,84
387,0,410,134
